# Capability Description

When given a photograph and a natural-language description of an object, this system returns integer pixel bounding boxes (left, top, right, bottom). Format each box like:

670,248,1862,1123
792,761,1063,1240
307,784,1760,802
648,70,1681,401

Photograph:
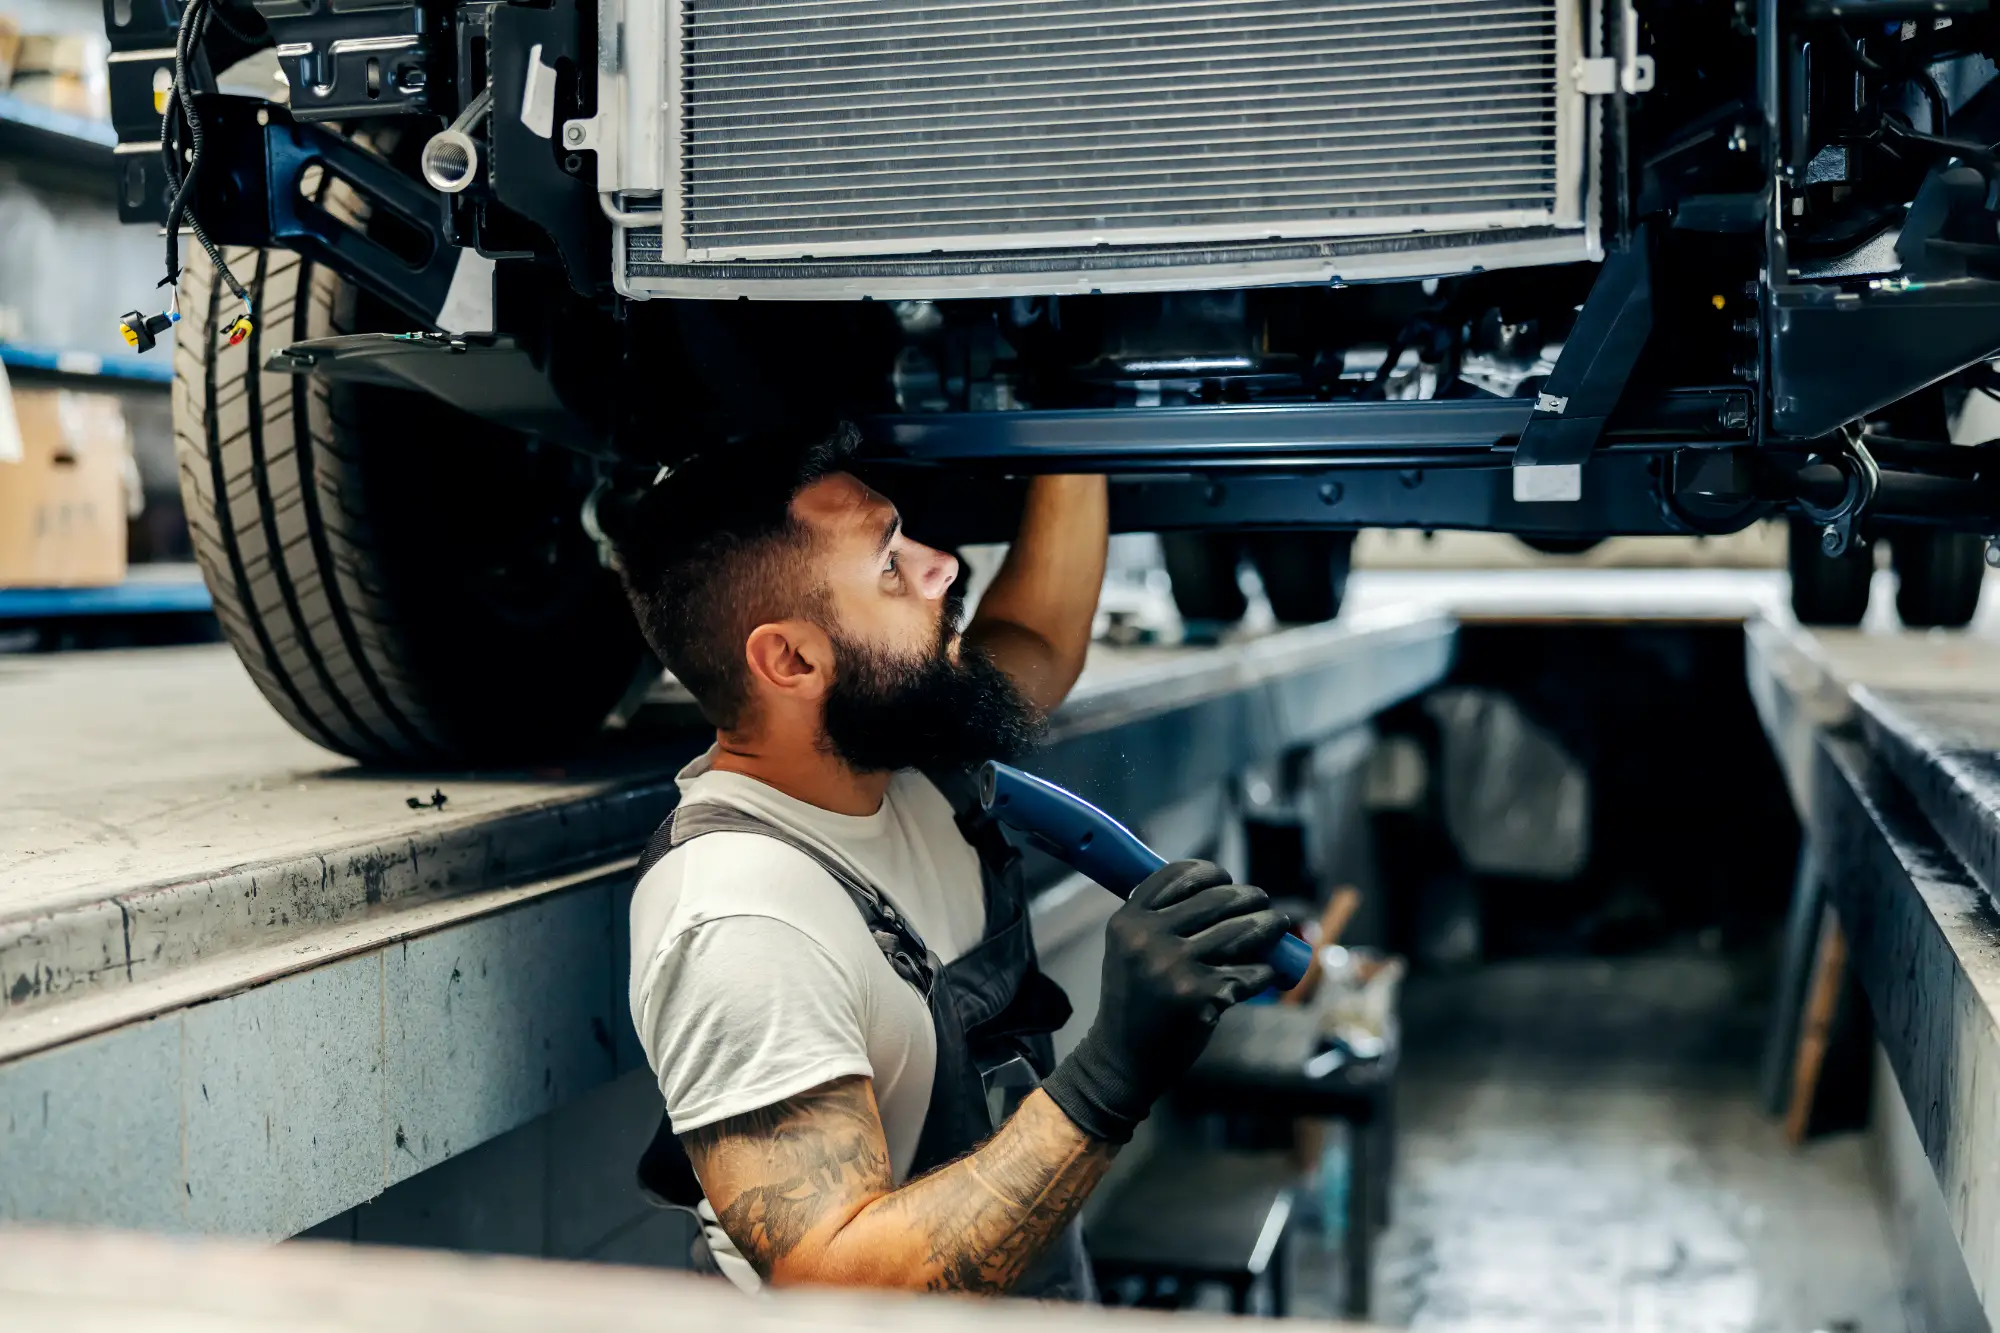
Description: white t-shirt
628,745,987,1291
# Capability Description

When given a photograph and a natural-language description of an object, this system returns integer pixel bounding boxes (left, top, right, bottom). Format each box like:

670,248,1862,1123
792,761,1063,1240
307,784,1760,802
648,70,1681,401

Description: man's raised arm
963,475,1109,716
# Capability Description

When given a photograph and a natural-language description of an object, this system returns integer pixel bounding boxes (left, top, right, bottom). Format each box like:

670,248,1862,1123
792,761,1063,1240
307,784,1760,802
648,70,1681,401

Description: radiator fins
679,0,1566,259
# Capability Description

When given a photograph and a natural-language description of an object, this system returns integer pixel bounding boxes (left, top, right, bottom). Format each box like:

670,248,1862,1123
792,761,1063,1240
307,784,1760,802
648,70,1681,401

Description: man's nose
916,545,959,601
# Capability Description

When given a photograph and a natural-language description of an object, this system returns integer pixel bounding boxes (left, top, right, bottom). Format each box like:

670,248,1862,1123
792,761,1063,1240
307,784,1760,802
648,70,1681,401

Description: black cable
158,0,200,277
202,0,259,46
157,0,252,318
174,9,238,292
160,0,206,281
1879,111,2000,167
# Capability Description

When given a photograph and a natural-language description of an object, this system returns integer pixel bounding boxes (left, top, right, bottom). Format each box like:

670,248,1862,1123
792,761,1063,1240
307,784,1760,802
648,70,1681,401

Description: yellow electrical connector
118,308,179,353
226,314,254,346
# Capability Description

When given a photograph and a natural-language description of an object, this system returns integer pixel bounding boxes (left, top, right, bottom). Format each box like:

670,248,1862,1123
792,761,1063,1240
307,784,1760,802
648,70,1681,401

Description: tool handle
977,761,1310,990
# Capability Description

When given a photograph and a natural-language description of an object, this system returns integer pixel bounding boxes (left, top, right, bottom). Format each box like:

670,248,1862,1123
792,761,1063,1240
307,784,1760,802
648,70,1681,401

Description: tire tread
174,144,448,761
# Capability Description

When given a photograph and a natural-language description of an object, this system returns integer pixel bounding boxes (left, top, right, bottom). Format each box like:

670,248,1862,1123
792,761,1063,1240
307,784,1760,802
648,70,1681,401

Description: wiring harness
120,0,254,353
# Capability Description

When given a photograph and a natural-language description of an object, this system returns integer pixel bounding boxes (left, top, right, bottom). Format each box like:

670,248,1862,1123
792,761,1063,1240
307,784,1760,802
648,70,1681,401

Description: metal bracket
1769,271,2000,438
264,114,456,327
260,1,432,122
269,332,608,453
1797,428,1881,557
1512,223,1656,500
1574,54,1656,95
1573,0,1656,95
176,96,456,328
488,0,607,295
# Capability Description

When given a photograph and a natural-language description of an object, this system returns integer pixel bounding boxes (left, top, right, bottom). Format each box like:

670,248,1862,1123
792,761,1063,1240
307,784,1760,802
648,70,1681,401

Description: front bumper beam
861,389,1752,476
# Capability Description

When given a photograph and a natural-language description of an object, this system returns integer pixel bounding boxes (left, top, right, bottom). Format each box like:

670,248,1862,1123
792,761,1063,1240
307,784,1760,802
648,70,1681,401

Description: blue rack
1,343,175,386
0,91,116,178
0,571,212,620
0,93,115,149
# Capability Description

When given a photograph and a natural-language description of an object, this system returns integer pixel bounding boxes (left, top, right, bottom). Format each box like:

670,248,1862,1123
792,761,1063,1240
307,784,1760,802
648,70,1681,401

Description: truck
105,0,2000,761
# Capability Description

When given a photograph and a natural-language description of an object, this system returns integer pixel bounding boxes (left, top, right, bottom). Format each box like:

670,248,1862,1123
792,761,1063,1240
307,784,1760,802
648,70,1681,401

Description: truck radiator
616,0,1593,296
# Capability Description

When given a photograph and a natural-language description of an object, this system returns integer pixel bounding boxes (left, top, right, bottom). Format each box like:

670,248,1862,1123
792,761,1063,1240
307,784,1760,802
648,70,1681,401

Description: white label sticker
436,250,497,335
1512,463,1583,503
521,44,557,139
0,360,21,465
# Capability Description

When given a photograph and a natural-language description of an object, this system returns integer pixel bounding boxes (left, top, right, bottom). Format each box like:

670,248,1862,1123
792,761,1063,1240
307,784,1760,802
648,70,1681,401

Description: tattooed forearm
681,1077,892,1278
883,1090,1113,1293
682,1079,1114,1293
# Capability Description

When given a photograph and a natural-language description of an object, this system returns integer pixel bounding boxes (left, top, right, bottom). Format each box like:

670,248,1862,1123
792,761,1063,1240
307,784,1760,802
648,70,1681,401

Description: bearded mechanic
615,423,1289,1297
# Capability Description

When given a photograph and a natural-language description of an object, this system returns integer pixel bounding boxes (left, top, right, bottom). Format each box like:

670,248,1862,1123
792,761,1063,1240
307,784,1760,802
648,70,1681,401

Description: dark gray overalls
631,768,1095,1299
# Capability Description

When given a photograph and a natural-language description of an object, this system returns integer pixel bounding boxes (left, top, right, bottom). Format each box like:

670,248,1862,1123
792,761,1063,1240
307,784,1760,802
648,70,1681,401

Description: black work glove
1041,860,1289,1144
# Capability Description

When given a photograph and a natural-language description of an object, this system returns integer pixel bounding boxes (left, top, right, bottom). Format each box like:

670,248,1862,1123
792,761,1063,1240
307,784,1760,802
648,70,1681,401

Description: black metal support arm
152,96,457,330
1511,226,1657,473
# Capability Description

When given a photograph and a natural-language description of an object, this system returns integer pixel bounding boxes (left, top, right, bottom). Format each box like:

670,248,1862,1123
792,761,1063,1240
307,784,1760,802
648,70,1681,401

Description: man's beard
819,589,1044,774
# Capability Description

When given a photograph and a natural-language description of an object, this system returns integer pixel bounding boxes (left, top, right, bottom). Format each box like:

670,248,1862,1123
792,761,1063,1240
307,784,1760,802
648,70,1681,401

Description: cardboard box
0,17,22,91
11,32,111,119
0,374,131,588
15,32,99,79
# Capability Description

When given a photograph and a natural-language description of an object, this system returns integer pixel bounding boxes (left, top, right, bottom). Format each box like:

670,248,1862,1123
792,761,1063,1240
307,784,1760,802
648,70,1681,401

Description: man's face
791,471,964,662
788,472,1041,772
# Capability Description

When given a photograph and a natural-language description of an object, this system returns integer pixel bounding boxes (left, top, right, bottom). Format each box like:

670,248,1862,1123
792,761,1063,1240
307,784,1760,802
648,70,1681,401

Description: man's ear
743,620,834,702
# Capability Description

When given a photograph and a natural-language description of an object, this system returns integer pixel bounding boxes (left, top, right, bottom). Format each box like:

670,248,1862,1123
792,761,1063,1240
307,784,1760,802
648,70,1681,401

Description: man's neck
710,733,893,816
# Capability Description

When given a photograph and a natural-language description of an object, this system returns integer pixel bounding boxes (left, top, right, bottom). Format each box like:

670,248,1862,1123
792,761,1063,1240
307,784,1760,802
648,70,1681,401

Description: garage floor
1290,954,1906,1332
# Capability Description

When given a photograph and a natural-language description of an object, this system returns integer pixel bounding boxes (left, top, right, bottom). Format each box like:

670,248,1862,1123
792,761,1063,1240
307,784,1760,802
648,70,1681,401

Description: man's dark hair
615,422,860,730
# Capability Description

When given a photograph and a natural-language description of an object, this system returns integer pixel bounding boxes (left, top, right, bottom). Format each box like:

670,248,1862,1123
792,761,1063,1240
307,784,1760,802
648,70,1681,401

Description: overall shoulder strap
922,766,1023,875
921,765,984,837
630,802,944,1221
662,802,939,999
634,808,680,884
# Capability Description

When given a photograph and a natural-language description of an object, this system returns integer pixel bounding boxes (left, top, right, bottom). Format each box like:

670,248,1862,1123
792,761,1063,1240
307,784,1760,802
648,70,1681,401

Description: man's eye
885,552,900,576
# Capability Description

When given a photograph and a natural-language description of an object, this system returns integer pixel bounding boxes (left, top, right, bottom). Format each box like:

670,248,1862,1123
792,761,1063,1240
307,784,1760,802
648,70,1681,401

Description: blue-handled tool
976,760,1312,990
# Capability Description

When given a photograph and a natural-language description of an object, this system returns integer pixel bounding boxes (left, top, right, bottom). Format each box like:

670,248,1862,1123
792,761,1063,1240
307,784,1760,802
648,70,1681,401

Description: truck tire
174,166,645,764
1247,531,1354,623
1160,532,1249,627
1893,529,1986,629
1786,516,1873,627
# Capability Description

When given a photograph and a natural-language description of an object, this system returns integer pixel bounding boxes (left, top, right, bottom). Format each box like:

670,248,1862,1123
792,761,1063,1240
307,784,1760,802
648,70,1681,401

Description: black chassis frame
108,0,2000,546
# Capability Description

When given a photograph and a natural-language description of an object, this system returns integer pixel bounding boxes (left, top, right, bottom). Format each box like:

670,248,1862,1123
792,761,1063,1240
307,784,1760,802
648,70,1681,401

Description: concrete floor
1290,955,1905,1332
0,644,652,920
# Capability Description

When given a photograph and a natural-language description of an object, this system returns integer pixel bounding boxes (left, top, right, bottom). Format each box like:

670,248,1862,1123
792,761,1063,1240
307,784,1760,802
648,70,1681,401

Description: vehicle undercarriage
103,0,2000,758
